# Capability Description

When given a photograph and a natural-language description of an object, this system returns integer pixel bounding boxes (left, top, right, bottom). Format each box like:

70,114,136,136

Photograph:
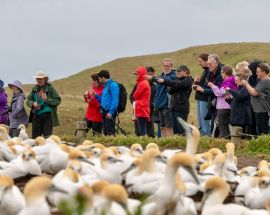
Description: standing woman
26,72,61,138
8,80,29,137
84,73,104,135
133,66,150,136
208,65,237,138
0,79,9,125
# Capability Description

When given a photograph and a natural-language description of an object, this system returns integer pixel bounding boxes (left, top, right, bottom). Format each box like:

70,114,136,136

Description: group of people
85,55,270,139
0,72,61,138
1,53,270,139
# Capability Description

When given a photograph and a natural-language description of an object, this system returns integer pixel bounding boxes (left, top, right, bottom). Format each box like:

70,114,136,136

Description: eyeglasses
163,65,171,67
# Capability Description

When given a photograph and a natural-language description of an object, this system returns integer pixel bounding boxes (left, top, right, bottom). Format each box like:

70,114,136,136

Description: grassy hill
10,42,270,136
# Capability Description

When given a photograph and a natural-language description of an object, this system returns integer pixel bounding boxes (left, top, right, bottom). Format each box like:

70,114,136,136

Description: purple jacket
0,90,8,124
211,76,237,110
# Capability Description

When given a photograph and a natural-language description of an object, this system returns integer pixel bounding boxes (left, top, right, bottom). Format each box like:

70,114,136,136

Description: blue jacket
95,79,119,115
152,70,176,110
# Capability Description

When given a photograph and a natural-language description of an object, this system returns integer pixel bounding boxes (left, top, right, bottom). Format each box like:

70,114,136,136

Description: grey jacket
9,92,29,129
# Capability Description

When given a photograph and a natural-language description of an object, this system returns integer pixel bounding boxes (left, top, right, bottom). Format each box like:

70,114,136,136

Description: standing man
157,65,193,135
194,54,223,135
27,72,61,138
146,58,176,137
146,66,156,137
94,70,119,136
193,54,211,136
242,63,270,134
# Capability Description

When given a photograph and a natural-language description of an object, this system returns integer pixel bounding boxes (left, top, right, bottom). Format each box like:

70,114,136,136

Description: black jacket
163,76,193,112
228,86,252,126
194,67,210,101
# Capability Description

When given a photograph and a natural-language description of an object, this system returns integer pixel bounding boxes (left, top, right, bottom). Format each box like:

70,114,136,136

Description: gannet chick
19,176,66,215
18,124,29,141
177,117,200,155
0,175,25,215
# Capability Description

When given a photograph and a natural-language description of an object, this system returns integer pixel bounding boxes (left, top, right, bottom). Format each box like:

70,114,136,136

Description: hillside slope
15,42,270,136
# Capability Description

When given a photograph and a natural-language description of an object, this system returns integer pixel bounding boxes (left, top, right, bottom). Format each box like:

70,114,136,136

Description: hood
136,66,147,82
12,91,26,100
221,75,237,90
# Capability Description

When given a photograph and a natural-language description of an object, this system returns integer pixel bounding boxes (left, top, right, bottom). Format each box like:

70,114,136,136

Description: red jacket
133,66,150,120
85,85,104,122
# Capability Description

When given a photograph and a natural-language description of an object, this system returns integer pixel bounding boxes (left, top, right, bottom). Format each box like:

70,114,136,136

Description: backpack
109,82,127,114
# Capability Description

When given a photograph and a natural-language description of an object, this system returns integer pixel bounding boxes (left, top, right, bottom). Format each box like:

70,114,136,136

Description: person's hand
157,78,164,83
33,102,39,108
106,113,112,119
145,75,153,81
195,76,201,83
84,91,89,96
196,86,204,93
192,84,198,90
225,87,230,91
208,82,214,88
241,80,247,86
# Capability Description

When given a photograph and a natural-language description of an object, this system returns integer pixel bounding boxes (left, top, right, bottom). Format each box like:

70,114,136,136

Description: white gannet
177,117,200,156
0,175,25,215
0,149,41,179
19,176,66,215
201,176,252,215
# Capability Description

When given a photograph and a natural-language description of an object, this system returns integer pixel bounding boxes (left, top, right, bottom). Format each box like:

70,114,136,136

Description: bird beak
78,156,95,166
121,163,136,175
108,157,123,163
184,166,200,185
135,148,143,154
200,190,212,212
0,187,7,205
49,185,68,194
177,117,192,136
155,155,167,164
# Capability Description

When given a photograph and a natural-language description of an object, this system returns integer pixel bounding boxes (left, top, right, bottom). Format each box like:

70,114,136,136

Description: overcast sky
1,0,270,85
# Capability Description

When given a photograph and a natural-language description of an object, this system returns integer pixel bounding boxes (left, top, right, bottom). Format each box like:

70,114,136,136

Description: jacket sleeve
163,78,193,90
109,82,119,115
10,97,24,118
211,86,226,97
26,90,35,108
229,89,250,101
45,87,61,107
0,93,7,105
129,84,137,104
